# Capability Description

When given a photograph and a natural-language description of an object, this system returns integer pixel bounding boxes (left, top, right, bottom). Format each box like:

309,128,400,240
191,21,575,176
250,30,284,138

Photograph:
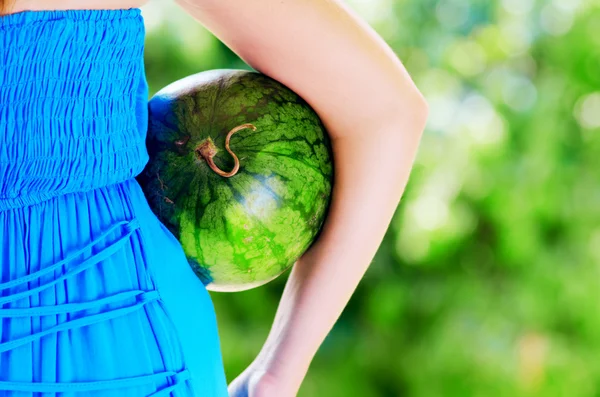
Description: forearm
254,119,424,391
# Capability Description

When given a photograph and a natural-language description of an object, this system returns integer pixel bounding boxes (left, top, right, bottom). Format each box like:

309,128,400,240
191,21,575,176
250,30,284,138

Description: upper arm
174,0,428,140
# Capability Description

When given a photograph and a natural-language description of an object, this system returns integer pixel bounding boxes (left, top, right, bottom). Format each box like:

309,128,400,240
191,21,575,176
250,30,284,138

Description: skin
8,1,429,396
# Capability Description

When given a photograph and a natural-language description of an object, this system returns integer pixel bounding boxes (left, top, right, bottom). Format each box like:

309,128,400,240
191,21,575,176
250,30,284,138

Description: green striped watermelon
138,69,333,292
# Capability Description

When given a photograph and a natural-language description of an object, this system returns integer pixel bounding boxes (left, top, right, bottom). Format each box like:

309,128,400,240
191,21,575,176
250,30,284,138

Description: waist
0,89,151,210
0,93,150,211
0,137,149,211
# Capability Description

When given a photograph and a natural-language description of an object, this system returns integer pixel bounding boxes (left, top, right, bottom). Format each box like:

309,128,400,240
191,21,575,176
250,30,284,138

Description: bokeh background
140,0,600,396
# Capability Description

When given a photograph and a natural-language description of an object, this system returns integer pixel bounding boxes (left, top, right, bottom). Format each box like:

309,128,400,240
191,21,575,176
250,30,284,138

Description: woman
0,0,428,396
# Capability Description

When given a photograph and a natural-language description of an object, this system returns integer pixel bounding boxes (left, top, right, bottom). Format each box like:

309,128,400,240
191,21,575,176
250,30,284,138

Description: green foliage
143,0,600,395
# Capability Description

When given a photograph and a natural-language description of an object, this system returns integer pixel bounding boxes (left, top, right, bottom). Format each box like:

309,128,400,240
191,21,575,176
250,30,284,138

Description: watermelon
137,69,333,292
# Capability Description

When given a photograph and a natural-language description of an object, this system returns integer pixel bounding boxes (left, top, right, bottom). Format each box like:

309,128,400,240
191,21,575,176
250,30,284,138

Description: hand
228,361,299,397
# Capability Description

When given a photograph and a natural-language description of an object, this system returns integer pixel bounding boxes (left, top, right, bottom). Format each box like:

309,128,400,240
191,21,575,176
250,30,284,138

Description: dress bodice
0,9,149,210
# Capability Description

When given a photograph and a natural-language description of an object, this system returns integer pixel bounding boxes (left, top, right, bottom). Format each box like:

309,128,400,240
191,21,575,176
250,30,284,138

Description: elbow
416,86,429,117
391,86,429,140
411,89,429,131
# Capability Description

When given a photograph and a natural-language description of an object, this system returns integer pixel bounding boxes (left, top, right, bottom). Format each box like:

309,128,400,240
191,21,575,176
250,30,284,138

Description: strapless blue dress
0,8,229,396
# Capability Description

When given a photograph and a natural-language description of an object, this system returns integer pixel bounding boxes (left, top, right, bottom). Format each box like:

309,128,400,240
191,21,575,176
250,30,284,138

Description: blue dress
0,8,229,396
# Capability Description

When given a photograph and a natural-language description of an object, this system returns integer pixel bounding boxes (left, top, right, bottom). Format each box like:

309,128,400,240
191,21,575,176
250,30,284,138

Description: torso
6,0,149,14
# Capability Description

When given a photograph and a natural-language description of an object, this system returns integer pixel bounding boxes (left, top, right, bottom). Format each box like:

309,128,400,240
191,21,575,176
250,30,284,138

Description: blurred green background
141,0,600,396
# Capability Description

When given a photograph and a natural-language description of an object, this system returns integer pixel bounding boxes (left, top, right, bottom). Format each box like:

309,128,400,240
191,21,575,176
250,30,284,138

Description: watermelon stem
196,123,257,178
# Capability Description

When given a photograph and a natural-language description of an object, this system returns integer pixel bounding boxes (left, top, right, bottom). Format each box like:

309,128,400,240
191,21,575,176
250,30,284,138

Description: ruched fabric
0,8,229,397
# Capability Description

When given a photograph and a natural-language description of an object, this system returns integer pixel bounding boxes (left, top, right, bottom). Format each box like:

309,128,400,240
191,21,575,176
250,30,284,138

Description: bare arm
175,0,428,393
